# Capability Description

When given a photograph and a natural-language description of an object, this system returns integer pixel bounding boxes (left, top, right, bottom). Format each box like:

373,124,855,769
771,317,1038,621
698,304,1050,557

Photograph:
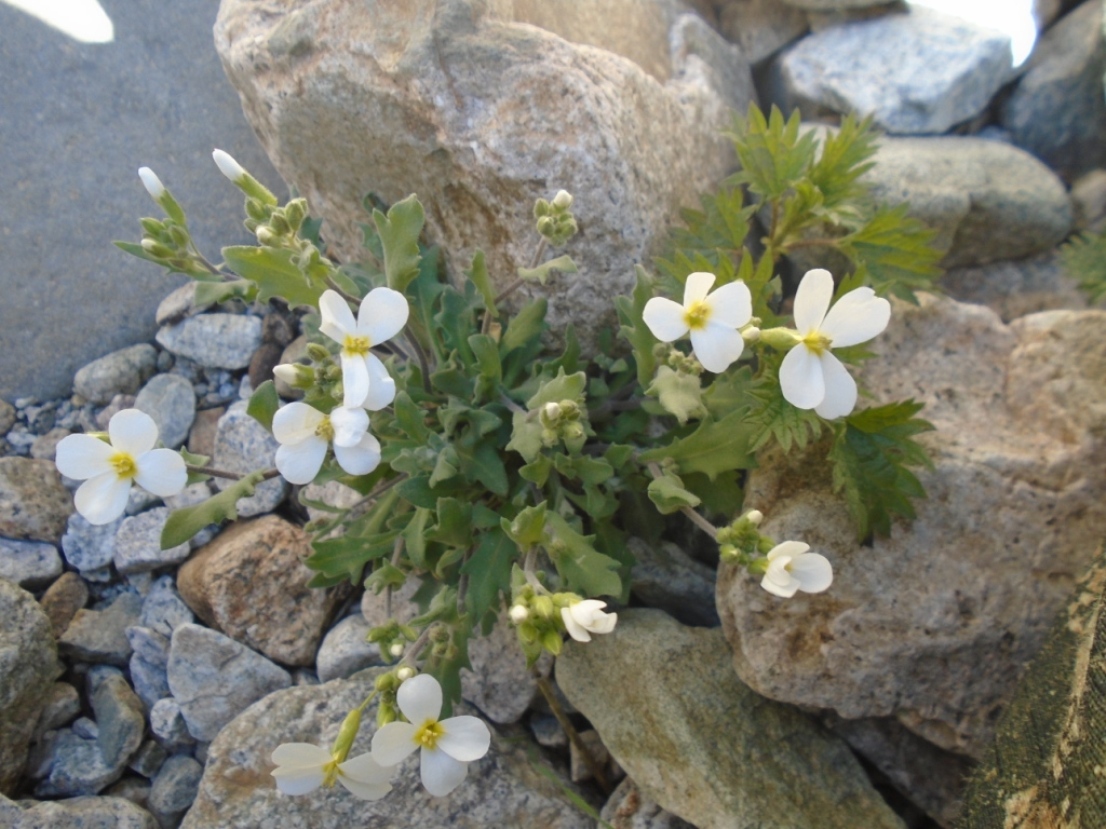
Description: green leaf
647,473,702,515
615,266,659,388
519,455,553,486
1061,230,1106,302
466,250,497,316
835,204,943,303
729,104,818,203
506,411,543,464
403,508,432,569
160,471,266,549
222,246,324,307
647,365,705,424
828,400,934,540
246,380,280,432
459,440,509,496
373,194,425,293
393,392,431,443
543,512,622,597
502,502,548,548
641,409,755,480
426,498,473,548
502,298,547,353
744,369,825,453
193,279,258,306
809,113,879,210
461,527,516,623
517,254,578,285
526,369,587,410
178,447,211,485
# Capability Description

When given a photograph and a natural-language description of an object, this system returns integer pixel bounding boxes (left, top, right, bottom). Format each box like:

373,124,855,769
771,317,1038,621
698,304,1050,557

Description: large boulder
719,297,1106,764
214,0,756,349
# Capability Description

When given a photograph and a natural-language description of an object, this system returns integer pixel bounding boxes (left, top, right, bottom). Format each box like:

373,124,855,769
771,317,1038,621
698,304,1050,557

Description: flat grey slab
0,0,282,403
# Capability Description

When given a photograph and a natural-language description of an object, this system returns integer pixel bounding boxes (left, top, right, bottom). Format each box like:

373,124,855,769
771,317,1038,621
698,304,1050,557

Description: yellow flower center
110,451,137,479
315,416,335,442
683,300,711,331
414,719,445,750
801,331,833,356
343,334,372,357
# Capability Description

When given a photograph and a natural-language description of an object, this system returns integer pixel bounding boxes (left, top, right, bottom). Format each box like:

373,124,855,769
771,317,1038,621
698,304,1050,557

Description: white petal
272,743,332,767
766,541,810,562
820,288,891,348
397,673,442,725
362,354,396,412
683,272,715,306
690,324,744,374
272,765,326,796
134,449,187,497
561,606,591,642
778,345,824,410
420,748,468,797
587,609,617,635
760,571,800,598
55,434,115,480
212,149,246,182
814,352,858,420
138,167,165,199
272,402,325,445
642,297,689,343
371,721,419,767
358,287,410,345
338,752,393,799
341,354,370,409
319,290,357,344
791,553,833,593
275,438,328,485
437,716,491,762
705,280,752,328
793,269,834,334
74,474,132,525
338,773,392,800
330,406,369,448
334,433,382,477
109,409,159,456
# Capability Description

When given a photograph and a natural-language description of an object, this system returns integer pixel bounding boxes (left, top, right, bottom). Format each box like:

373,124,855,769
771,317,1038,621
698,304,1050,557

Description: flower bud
330,705,363,762
256,227,276,246
212,149,247,183
138,167,165,200
284,198,307,231
139,218,164,236
374,673,398,693
305,343,331,363
745,509,763,526
758,327,803,351
552,190,573,210
389,642,404,658
742,326,761,343
396,666,415,681
269,213,291,235
542,630,563,656
509,604,529,624
533,595,555,620
140,239,172,258
542,402,562,421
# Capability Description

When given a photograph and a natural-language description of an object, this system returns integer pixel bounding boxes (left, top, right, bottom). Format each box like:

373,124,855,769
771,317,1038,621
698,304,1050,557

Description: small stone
247,341,284,394
209,401,288,517
91,670,146,770
59,591,144,666
0,537,62,588
530,714,568,749
95,394,137,430
72,717,99,740
1072,168,1106,232
39,571,89,637
62,512,123,574
462,615,543,724
156,283,201,326
148,755,203,824
315,615,381,683
33,726,128,797
128,740,168,779
361,575,421,627
33,682,81,739
0,399,15,434
134,374,196,450
185,408,223,459
17,794,159,828
126,485,161,518
127,625,172,709
166,623,291,742
156,314,262,370
105,777,154,810
569,729,621,785
114,508,191,575
301,478,362,523
0,456,73,543
628,537,719,627
149,698,195,754
30,427,71,461
141,576,195,637
73,344,158,406
600,776,697,829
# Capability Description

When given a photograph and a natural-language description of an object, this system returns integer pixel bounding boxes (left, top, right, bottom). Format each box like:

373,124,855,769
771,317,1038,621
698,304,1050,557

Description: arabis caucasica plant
101,105,939,804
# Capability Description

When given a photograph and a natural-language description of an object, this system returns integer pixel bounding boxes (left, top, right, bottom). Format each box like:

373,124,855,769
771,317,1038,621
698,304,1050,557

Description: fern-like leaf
728,105,818,203
744,370,824,453
835,205,943,303
1061,231,1106,302
809,114,880,210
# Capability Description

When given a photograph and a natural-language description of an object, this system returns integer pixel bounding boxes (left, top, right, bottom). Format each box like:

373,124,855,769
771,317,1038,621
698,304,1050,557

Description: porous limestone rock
718,295,1106,762
214,0,756,351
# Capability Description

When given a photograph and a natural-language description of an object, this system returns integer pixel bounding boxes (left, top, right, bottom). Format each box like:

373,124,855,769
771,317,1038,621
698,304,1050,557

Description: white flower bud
742,326,761,343
509,604,529,624
543,402,562,421
272,364,299,385
746,509,763,526
138,167,165,199
396,666,415,681
212,148,247,182
552,190,573,210
389,642,404,658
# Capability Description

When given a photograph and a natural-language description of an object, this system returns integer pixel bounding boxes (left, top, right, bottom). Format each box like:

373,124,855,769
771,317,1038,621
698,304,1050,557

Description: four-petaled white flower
55,409,187,525
561,599,617,642
372,673,491,797
319,289,408,410
779,268,890,419
273,402,381,485
642,272,752,373
760,541,833,599
270,743,392,800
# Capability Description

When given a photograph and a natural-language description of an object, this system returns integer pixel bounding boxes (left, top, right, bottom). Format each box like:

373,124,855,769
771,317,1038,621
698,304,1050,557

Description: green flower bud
139,218,164,236
284,199,307,231
330,706,363,762
140,239,172,258
533,595,555,620
269,213,291,235
758,327,803,351
245,198,269,223
305,343,331,363
256,227,276,246
542,630,563,656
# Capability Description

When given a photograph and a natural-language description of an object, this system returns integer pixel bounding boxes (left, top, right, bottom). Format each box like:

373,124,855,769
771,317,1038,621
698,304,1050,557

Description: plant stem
405,333,433,394
534,672,611,794
186,464,281,482
645,461,718,540
493,238,548,306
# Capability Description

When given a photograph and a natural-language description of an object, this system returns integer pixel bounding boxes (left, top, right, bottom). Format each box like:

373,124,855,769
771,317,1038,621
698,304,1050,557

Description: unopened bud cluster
134,168,211,276
654,343,703,376
273,342,347,405
533,190,578,246
538,399,587,452
717,509,773,570
509,586,584,661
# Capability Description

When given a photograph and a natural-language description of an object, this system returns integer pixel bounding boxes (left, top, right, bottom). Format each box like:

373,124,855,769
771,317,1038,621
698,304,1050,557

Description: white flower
371,674,491,797
273,402,381,485
779,269,891,419
212,148,247,183
55,409,187,525
270,743,392,800
137,167,165,199
561,599,617,642
642,272,752,373
319,289,408,409
760,541,833,599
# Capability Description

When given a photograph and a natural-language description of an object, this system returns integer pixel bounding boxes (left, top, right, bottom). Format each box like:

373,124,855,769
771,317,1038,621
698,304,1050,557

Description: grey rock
530,714,568,748
34,726,128,797
126,485,162,518
114,509,191,575
148,755,203,824
862,134,1072,267
941,250,1088,322
0,537,62,587
106,777,154,810
0,579,62,794
149,698,195,754
181,668,591,829
127,626,171,709
62,512,124,574
156,284,200,326
128,741,168,780
601,777,697,829
556,610,904,829
628,537,718,627
717,0,808,64
0,457,73,543
568,728,620,784
781,0,891,8
462,615,542,725
134,374,196,450
16,795,158,829
209,401,288,517
361,574,422,627
1072,167,1106,232
91,671,147,770
33,681,82,739
73,345,159,406
156,315,262,371
1002,0,1106,182
39,571,90,637
166,623,292,742
30,426,72,461
776,5,1011,134
59,591,144,667
314,614,381,683
0,399,14,434
141,576,195,637
73,717,100,740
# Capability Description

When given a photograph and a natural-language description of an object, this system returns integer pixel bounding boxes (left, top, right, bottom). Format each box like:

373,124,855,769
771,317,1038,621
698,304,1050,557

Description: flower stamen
314,416,335,442
110,452,137,479
683,300,711,331
800,331,832,356
321,759,340,788
414,720,445,750
343,334,372,357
